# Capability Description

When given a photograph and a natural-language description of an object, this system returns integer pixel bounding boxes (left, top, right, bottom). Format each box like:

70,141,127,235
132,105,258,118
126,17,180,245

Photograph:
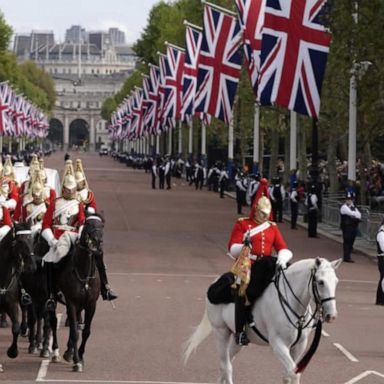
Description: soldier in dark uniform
270,177,285,223
235,169,248,214
164,156,172,190
340,192,361,262
376,219,384,305
158,158,165,190
289,181,299,229
306,184,319,238
151,158,157,189
194,161,205,190
218,163,229,198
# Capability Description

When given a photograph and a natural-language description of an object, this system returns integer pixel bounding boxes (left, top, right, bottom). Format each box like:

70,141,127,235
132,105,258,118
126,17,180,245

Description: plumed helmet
74,159,88,188
28,154,40,175
62,160,77,191
250,178,273,220
2,156,15,180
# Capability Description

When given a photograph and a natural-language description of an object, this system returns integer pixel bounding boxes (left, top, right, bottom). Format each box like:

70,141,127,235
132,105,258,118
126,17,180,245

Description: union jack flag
157,54,168,132
194,5,243,124
182,25,202,120
235,0,265,96
130,88,145,139
148,65,161,135
0,83,15,136
257,0,332,118
163,45,185,123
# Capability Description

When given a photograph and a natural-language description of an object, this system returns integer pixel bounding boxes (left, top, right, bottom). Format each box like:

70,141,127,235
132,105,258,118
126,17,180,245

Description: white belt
53,225,76,231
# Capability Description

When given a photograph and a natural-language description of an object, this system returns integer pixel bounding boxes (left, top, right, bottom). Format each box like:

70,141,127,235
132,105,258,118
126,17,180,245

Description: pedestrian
164,156,172,190
227,178,292,345
340,192,361,263
194,161,205,190
375,219,384,305
158,158,165,190
246,173,260,206
305,184,319,238
289,181,299,229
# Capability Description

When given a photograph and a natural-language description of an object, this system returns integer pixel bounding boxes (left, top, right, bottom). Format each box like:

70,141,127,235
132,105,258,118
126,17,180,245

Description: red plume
249,178,272,220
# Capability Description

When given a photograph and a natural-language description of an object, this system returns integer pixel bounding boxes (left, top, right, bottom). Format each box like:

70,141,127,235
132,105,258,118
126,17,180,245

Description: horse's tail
183,302,212,365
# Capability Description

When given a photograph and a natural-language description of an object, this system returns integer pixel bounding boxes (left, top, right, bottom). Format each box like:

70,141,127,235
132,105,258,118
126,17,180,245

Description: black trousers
342,227,358,261
236,189,246,214
151,174,156,189
377,256,384,305
308,209,318,237
290,202,298,228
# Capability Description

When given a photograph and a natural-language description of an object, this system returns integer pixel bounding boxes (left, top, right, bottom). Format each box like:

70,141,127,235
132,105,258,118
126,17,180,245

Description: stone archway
48,118,64,149
69,119,89,150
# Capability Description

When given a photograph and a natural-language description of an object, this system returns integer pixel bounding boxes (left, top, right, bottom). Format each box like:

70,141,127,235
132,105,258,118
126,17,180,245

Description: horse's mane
85,212,105,225
286,258,331,276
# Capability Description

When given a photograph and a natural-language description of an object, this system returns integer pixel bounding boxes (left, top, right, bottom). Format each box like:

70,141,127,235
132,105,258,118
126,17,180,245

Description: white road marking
36,359,50,382
344,370,384,384
333,343,359,362
321,330,329,337
37,380,215,384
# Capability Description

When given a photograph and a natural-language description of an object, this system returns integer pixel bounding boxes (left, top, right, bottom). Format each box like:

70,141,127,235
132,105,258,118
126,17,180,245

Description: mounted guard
74,158,117,301
0,156,19,214
41,160,85,311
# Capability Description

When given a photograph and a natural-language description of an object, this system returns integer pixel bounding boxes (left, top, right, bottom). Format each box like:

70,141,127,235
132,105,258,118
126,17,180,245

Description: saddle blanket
43,231,78,263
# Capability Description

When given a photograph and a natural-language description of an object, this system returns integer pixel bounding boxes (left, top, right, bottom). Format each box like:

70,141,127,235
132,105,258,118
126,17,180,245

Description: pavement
225,191,378,261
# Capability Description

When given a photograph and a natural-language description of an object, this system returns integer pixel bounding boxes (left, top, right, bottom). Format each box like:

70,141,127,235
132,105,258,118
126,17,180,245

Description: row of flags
109,0,332,141
0,82,49,139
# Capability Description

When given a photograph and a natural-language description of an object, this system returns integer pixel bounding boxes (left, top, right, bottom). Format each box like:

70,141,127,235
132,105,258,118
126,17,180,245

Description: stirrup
21,291,32,307
101,286,118,301
235,331,249,346
45,298,56,312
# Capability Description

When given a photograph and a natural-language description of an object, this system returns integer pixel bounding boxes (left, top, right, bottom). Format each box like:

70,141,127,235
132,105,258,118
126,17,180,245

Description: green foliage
0,11,12,52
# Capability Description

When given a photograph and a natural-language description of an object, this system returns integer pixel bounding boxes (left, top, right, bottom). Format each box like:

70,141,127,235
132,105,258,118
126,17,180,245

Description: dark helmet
346,191,355,200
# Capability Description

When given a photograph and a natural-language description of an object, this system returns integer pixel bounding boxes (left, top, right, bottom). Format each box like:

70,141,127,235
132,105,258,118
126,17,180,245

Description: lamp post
347,61,371,182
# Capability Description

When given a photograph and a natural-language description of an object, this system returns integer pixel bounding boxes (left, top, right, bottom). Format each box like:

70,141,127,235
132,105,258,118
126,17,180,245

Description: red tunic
42,197,85,239
228,217,287,260
0,206,13,227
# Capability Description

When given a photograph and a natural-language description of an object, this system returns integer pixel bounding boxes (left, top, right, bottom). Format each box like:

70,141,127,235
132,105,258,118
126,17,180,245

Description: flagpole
228,116,234,179
201,120,206,159
178,121,182,155
201,0,237,17
253,103,260,174
164,41,185,52
188,117,193,157
183,20,203,31
290,111,297,174
156,134,160,155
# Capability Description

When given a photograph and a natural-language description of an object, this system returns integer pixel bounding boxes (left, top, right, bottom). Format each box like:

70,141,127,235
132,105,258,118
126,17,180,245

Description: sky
0,0,161,45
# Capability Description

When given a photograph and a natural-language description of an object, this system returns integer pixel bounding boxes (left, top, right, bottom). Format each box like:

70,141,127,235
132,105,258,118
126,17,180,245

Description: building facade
13,26,136,151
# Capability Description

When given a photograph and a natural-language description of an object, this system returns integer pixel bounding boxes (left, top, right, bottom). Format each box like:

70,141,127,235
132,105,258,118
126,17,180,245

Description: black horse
58,214,103,372
21,234,60,361
0,223,34,366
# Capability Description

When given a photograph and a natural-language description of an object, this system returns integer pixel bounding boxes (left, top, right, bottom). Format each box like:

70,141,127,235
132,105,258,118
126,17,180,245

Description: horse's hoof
40,348,50,358
51,355,61,363
28,345,38,354
20,325,29,337
63,350,73,363
72,363,83,372
7,348,18,359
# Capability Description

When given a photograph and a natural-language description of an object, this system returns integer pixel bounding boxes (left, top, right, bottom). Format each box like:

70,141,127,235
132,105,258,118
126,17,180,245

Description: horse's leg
287,339,308,384
6,304,20,358
27,306,38,354
65,303,82,371
213,327,233,384
40,311,51,358
270,338,299,384
78,304,96,365
50,311,61,363
36,312,43,350
20,306,29,337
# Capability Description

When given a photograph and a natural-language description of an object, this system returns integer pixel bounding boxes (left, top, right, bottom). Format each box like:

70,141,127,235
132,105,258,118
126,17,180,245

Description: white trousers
43,231,79,263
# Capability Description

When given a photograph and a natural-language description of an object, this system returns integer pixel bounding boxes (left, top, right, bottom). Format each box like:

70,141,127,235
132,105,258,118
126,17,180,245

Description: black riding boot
234,290,249,346
96,252,118,301
45,262,56,312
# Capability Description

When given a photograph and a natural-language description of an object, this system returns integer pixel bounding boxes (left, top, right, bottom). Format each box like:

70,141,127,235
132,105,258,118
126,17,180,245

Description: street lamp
348,60,372,182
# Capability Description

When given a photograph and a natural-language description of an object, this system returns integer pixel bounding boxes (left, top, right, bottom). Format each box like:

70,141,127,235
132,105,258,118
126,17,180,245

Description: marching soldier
74,159,118,301
228,178,292,345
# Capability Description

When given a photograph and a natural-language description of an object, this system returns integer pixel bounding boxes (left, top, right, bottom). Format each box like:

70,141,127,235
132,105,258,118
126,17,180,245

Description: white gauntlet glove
276,249,293,269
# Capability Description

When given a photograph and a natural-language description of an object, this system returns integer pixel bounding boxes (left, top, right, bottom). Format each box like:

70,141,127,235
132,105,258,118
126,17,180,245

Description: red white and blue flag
0,83,15,136
194,5,243,124
235,0,265,96
182,25,202,120
257,0,332,118
163,45,185,123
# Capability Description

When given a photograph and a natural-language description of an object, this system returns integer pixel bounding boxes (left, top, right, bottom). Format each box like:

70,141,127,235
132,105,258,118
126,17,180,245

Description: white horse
184,257,342,384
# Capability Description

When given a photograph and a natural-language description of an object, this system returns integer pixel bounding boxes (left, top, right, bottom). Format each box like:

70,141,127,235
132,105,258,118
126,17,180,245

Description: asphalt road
0,151,383,384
